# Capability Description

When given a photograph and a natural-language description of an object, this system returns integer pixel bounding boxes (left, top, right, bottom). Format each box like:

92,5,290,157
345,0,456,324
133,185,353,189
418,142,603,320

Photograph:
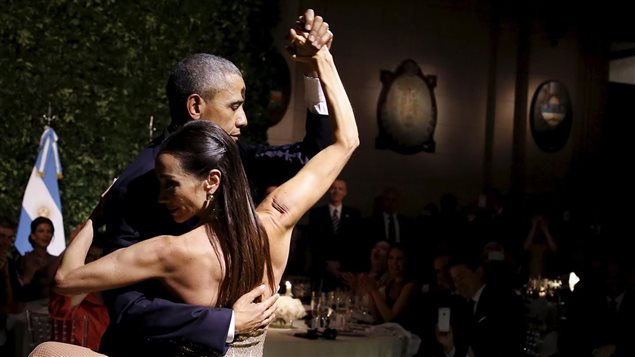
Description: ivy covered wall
0,0,283,231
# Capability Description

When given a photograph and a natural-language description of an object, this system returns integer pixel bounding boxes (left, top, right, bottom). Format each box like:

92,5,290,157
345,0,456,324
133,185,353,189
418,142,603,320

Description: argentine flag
15,127,66,256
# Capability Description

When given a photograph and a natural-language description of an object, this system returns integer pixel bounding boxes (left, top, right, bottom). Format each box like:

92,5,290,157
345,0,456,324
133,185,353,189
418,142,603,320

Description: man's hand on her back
233,284,279,335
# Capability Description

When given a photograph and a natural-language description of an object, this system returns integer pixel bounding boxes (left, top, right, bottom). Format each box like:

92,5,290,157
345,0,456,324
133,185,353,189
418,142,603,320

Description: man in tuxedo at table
92,10,335,356
443,251,525,357
309,178,361,290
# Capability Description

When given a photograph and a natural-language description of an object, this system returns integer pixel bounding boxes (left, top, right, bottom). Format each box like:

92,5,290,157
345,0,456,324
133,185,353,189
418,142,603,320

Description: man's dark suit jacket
99,111,331,356
308,205,361,275
468,284,525,357
364,213,416,249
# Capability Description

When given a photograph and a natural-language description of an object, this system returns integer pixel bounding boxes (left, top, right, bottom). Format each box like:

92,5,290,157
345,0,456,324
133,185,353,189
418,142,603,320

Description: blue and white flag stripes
15,127,66,256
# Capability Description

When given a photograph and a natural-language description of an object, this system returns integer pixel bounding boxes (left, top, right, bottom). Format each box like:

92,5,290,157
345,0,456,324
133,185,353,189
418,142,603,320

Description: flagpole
43,102,56,129
148,115,156,141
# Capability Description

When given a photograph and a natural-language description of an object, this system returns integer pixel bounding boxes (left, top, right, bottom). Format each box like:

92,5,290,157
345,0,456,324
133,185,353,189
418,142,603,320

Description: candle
285,281,293,296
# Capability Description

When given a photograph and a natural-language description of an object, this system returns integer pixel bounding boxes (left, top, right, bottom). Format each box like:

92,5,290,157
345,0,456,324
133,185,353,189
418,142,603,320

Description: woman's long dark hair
159,120,275,307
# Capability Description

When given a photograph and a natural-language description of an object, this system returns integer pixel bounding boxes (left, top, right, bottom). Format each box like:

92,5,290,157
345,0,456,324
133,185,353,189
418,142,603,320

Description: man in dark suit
445,252,525,357
94,10,334,356
308,178,361,290
365,187,415,248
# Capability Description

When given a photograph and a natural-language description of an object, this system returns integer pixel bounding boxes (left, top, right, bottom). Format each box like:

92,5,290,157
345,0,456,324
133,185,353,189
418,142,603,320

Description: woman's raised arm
257,36,359,275
55,219,175,295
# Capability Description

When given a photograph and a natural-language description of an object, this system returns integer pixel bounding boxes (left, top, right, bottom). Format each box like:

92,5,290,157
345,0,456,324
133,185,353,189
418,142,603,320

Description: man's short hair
166,53,242,128
448,250,482,272
0,217,17,230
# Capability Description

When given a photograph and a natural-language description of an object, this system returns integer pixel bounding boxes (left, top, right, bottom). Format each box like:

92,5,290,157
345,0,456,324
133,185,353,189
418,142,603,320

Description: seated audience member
442,251,525,357
364,239,390,285
17,217,60,301
360,245,420,333
48,240,109,351
419,253,470,357
1,219,18,307
481,241,521,290
343,239,390,295
1,218,19,353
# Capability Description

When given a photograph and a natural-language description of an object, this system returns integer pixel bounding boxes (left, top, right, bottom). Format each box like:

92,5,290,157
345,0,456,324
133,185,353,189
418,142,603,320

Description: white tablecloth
264,326,405,357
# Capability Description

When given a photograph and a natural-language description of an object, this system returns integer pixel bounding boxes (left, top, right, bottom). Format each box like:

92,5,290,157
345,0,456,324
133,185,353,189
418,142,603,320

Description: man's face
381,191,399,214
434,256,453,290
199,74,247,141
450,264,480,300
157,153,207,224
328,180,347,205
0,225,16,251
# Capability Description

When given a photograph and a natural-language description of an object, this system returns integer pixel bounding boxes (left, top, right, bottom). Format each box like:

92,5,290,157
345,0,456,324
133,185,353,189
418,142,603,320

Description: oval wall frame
529,80,572,153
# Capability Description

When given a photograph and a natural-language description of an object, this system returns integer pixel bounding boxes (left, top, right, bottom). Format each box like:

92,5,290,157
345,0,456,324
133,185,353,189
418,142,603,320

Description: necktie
608,297,619,322
332,208,340,233
387,215,396,242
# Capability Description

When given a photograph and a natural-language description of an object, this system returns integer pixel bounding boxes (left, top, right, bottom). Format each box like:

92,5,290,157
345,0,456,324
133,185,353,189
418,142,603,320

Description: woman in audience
360,244,419,331
523,212,558,279
343,239,390,292
17,217,60,301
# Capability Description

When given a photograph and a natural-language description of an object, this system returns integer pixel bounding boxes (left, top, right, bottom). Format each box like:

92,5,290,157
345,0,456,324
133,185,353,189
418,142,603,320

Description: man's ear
186,94,204,120
205,169,222,194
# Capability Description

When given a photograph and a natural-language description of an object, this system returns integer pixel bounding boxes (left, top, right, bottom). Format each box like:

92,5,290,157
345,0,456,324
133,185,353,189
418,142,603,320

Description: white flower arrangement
272,295,306,328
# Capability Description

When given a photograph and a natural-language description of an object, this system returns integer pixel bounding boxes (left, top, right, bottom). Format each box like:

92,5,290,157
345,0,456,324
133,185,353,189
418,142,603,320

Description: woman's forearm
314,50,359,151
369,288,395,322
55,219,93,287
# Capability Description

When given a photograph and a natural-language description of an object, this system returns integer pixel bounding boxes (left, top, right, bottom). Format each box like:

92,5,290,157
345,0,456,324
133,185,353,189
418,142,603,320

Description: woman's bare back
162,215,292,306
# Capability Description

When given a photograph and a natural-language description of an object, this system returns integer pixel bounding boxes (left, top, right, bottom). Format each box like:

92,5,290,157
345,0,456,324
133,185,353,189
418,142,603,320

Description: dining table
263,322,408,357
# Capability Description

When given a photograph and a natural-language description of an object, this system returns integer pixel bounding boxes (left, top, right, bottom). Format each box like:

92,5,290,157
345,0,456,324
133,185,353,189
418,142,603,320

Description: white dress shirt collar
472,284,486,314
329,204,343,218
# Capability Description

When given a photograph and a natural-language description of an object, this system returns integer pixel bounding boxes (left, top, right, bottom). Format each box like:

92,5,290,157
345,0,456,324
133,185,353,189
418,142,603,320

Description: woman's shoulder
20,251,37,259
154,226,213,258
131,234,188,261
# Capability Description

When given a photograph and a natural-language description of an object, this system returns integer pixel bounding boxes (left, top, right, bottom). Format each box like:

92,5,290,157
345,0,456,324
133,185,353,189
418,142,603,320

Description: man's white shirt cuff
226,311,235,343
304,76,328,115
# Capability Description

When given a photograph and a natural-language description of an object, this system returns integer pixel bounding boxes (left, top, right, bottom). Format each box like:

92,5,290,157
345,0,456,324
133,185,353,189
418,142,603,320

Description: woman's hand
359,273,379,293
341,272,358,289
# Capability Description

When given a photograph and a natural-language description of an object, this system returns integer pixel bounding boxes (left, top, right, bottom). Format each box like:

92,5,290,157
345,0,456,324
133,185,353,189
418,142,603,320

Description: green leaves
0,0,279,234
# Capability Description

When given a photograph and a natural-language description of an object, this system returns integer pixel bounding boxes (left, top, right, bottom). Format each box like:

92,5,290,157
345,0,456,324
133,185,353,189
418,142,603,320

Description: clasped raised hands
287,9,333,61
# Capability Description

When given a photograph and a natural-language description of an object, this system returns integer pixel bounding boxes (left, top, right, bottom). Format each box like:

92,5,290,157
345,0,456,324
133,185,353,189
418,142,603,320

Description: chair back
25,309,89,349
